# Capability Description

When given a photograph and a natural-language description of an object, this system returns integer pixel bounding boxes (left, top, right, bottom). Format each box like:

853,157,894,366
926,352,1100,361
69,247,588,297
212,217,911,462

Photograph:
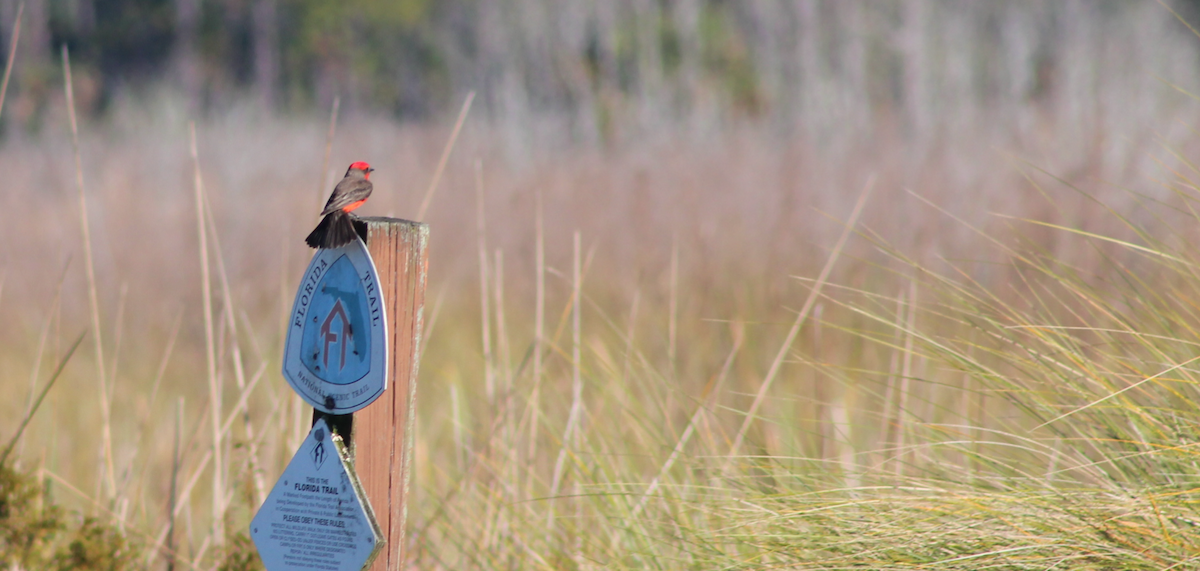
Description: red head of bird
347,161,374,179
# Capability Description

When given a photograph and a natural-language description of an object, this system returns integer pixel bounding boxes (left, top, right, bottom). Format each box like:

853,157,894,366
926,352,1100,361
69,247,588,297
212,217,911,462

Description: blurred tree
0,0,1193,147
174,0,199,110
280,0,440,115
251,0,277,108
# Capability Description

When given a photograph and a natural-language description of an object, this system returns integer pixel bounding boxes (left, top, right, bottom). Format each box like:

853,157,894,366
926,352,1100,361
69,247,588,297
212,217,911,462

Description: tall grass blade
547,231,584,539
417,91,475,220
893,278,918,476
633,326,744,517
668,234,678,375
0,3,22,119
19,263,69,461
189,122,224,545
201,186,265,506
527,185,545,475
727,178,872,463
475,160,494,402
63,45,116,500
1,331,86,466
316,95,339,207
165,397,183,571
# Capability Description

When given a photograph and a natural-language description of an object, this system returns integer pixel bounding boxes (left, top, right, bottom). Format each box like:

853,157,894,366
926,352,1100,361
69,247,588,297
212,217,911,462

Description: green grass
400,172,1200,569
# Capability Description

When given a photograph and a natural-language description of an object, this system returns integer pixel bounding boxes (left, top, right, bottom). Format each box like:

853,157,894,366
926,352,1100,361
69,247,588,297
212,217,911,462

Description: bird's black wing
320,178,374,216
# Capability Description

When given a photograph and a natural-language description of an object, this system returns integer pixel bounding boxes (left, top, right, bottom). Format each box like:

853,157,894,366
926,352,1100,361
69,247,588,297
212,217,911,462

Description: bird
306,162,375,249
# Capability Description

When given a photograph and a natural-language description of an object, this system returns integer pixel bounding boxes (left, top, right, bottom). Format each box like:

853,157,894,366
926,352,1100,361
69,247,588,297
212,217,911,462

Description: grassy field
6,71,1200,570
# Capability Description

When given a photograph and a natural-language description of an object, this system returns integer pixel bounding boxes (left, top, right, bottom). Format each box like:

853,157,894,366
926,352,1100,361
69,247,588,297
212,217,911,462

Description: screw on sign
283,238,388,415
251,419,382,571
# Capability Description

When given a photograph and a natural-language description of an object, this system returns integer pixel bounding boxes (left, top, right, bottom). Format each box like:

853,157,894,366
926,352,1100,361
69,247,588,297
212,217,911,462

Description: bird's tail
305,210,359,249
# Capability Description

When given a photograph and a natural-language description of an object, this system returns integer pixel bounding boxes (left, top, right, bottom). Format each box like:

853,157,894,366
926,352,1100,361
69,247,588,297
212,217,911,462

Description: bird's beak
368,167,375,173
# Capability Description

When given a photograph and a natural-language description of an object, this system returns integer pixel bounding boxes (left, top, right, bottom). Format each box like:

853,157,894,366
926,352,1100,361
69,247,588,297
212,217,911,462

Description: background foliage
4,1,1200,569
3,0,1199,144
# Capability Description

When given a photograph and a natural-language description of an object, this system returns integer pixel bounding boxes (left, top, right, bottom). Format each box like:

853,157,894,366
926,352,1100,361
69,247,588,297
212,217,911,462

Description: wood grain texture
355,217,429,571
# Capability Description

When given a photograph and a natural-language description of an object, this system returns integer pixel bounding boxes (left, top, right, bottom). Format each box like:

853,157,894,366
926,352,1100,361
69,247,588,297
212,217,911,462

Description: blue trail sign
251,419,382,571
284,238,388,414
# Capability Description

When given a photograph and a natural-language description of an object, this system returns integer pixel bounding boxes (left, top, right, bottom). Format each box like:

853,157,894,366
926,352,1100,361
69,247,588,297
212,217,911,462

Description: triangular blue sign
251,419,383,570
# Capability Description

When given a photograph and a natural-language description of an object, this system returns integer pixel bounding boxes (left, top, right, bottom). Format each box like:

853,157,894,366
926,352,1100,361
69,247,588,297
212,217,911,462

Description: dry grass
3,80,1200,568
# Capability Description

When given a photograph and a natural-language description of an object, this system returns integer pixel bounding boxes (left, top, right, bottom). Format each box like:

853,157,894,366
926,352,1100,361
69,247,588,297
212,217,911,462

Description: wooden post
353,216,429,570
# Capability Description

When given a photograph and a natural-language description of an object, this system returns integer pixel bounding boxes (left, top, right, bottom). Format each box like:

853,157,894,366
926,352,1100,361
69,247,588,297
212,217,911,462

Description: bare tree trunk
901,0,932,141
22,0,48,64
252,0,278,111
75,0,96,34
838,1,869,138
669,0,702,128
0,0,17,62
174,0,201,112
797,0,825,136
633,0,663,131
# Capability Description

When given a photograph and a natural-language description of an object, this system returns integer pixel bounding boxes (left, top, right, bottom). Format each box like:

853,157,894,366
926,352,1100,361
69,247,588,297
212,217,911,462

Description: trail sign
284,237,388,414
251,419,382,571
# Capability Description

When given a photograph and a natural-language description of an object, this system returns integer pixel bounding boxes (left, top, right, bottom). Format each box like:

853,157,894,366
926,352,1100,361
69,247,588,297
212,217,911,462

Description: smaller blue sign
250,418,383,571
283,238,388,414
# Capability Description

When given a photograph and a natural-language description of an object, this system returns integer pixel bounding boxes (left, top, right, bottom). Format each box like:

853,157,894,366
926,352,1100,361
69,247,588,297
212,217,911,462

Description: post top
356,216,427,227
351,216,428,243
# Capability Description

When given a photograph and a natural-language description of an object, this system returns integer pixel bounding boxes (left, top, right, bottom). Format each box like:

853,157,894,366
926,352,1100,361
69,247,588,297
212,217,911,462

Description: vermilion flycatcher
306,161,374,249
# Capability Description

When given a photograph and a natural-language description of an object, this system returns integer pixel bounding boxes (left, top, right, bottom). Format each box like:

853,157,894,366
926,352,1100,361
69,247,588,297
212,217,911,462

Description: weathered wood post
258,216,427,571
353,217,428,571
